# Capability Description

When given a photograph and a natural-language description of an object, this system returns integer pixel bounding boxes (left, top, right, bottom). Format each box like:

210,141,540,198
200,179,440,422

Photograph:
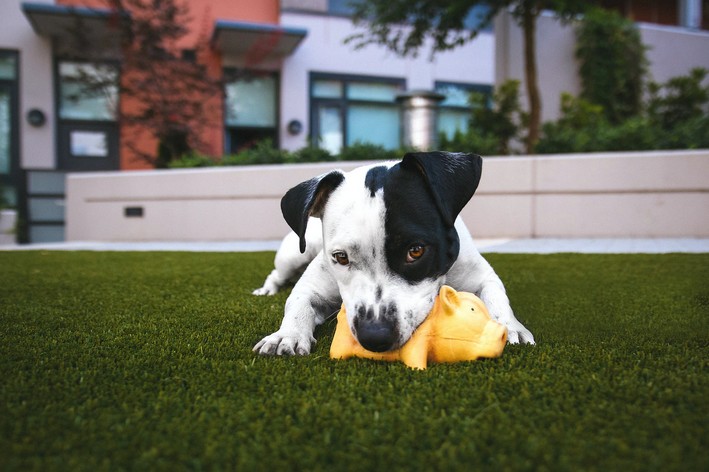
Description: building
1,0,495,243
1,0,707,244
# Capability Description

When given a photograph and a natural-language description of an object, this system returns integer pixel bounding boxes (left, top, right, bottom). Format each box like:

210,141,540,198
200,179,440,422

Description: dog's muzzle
353,304,398,352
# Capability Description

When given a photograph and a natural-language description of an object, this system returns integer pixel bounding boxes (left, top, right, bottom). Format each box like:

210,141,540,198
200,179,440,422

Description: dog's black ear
281,171,345,253
400,151,483,227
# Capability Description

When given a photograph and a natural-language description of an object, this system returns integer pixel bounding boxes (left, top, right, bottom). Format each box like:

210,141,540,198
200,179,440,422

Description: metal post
396,90,445,150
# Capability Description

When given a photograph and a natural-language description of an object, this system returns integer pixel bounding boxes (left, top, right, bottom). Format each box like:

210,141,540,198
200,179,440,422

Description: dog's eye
406,245,426,263
333,251,350,266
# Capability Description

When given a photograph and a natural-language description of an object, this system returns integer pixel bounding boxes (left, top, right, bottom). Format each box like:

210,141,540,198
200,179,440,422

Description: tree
64,0,223,167
113,0,224,167
348,0,587,153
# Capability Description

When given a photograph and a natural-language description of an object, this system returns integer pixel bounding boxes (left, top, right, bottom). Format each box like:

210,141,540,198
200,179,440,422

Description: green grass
1,251,707,471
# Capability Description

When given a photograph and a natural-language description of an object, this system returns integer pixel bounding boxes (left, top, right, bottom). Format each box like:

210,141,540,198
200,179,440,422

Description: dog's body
253,152,534,356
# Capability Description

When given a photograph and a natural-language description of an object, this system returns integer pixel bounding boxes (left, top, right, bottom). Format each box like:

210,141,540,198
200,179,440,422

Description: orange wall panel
58,0,278,25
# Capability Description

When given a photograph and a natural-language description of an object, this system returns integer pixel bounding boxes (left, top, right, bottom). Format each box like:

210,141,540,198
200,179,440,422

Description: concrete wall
640,22,709,84
466,150,709,238
66,150,709,242
1,0,55,170
495,10,709,123
279,12,495,151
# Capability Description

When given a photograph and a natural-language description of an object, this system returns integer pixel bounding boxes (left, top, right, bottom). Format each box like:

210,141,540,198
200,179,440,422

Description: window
224,72,278,153
435,82,492,139
328,0,359,16
310,74,404,155
327,1,492,31
58,62,118,121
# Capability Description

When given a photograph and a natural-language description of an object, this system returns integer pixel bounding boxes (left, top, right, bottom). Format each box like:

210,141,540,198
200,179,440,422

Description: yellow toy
330,285,508,370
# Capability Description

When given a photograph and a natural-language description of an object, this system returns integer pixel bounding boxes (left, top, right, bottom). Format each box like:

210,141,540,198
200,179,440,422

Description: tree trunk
522,4,541,154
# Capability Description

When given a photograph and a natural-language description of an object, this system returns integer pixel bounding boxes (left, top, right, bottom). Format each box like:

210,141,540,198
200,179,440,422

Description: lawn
1,251,707,471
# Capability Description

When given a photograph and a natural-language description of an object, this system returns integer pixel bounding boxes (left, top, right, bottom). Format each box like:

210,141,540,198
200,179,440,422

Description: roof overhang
212,20,307,62
22,2,127,55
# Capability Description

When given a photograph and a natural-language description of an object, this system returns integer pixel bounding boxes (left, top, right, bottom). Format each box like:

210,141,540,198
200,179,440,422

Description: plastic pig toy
330,285,508,370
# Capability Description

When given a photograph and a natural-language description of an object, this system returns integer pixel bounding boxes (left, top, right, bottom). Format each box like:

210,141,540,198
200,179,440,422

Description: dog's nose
354,315,397,352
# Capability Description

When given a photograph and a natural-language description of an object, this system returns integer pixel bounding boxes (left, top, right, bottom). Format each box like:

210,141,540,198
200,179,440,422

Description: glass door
57,61,120,171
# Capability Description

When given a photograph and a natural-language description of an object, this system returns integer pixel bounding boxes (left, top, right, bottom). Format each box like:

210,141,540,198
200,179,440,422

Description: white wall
279,12,495,151
641,22,709,84
0,0,56,170
66,150,709,242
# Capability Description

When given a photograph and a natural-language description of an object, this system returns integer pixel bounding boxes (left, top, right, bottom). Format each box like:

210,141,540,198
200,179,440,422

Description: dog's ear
401,151,482,227
281,171,345,253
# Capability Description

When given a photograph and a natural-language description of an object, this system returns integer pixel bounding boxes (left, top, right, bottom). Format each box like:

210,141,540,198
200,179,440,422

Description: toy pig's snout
497,324,508,345
480,321,508,357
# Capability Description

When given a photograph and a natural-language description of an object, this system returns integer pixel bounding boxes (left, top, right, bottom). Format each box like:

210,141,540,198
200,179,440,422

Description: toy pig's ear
439,285,459,315
281,170,345,253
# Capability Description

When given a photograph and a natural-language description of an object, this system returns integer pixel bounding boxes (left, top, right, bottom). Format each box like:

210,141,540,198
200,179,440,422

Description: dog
253,151,534,356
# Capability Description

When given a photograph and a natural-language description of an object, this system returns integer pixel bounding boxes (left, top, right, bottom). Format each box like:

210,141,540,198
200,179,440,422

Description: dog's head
281,151,483,352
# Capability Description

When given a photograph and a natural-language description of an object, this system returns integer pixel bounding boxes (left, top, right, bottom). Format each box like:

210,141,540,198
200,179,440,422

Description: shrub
575,8,648,124
167,152,218,168
439,128,501,156
220,140,290,166
536,94,659,153
338,142,399,161
167,140,410,168
289,145,333,163
537,69,709,154
647,67,709,130
531,93,601,154
472,80,526,154
658,114,709,150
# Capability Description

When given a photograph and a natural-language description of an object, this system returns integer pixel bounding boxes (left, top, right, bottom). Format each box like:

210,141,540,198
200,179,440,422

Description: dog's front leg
253,254,340,356
476,271,535,345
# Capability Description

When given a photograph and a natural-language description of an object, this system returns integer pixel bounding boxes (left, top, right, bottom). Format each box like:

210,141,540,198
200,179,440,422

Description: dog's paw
505,320,535,345
252,285,278,296
252,270,283,296
253,330,316,356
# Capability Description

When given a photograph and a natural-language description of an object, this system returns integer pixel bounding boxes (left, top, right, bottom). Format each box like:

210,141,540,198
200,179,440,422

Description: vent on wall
124,206,144,218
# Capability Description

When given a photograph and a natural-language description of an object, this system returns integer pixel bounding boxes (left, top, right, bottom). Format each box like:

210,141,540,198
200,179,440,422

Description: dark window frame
223,69,280,154
309,72,406,152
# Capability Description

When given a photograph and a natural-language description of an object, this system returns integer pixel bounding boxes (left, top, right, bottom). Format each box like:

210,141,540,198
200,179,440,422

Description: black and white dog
253,151,534,356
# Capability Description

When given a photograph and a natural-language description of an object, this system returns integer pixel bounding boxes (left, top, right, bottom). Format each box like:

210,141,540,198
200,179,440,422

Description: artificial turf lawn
0,251,707,471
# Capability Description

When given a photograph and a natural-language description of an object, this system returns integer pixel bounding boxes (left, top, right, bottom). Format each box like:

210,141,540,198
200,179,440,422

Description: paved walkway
2,238,709,253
